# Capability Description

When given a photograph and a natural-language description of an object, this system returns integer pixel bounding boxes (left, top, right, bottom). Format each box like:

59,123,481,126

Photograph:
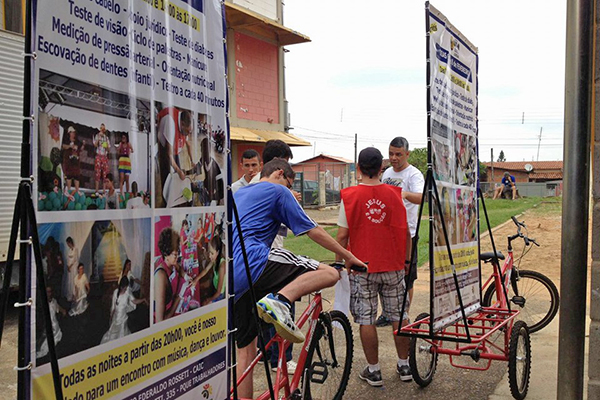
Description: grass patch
284,196,553,266
283,226,339,262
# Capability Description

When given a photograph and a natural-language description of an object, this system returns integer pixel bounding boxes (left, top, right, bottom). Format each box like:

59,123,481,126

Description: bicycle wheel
302,310,353,400
483,270,559,333
508,320,531,400
409,312,438,387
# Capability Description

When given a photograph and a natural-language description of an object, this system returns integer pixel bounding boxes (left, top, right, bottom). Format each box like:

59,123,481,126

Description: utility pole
490,148,494,182
354,133,357,168
536,127,543,161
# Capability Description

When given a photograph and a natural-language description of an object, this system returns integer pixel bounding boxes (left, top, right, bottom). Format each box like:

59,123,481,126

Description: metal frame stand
397,169,510,343
0,0,63,398
0,180,64,400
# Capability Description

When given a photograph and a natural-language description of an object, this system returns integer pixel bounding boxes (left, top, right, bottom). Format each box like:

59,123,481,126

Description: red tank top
341,184,408,273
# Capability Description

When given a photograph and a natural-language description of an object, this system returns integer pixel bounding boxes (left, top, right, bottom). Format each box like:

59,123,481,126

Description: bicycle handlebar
509,216,539,247
330,261,368,273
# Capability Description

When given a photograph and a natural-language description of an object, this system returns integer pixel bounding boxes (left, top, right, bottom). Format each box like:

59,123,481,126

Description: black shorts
405,237,418,290
234,249,319,348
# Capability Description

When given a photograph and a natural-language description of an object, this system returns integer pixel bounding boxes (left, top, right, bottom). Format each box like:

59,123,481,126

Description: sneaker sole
257,302,305,344
396,369,413,382
359,373,383,387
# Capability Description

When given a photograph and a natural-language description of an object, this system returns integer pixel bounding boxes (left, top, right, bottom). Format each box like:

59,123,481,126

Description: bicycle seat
480,251,505,262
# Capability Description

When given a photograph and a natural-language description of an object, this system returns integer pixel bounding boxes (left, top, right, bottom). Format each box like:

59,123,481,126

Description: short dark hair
106,173,114,182
66,237,73,245
390,137,409,151
180,110,192,129
158,228,180,258
241,149,260,162
131,181,138,195
260,159,295,180
263,140,293,163
358,147,383,179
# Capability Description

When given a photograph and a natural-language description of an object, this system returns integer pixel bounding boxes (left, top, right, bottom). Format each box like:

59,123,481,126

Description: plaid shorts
349,270,409,325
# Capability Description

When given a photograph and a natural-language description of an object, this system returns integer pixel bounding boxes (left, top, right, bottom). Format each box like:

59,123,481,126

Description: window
2,0,25,35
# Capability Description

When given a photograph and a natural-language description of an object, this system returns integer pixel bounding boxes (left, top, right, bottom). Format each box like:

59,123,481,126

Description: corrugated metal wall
0,30,24,262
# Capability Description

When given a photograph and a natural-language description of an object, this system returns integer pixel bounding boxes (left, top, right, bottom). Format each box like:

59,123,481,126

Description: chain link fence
292,162,354,207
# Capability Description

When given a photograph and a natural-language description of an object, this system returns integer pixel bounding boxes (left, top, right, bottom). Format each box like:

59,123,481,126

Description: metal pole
491,148,494,183
354,133,357,169
557,0,593,398
537,127,543,162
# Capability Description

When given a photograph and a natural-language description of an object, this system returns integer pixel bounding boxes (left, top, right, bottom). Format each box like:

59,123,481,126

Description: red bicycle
233,263,359,400
401,217,542,400
481,216,559,333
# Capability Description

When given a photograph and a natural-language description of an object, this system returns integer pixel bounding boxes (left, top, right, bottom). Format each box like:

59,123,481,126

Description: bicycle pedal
310,361,329,384
511,295,526,307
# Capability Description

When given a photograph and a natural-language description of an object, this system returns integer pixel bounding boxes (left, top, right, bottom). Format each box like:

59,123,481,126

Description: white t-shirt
231,176,251,194
381,164,425,237
157,112,177,148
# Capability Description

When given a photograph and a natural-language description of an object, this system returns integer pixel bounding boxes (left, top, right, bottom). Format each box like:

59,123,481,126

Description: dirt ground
0,205,565,399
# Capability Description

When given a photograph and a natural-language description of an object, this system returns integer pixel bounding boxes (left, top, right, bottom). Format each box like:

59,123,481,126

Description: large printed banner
427,3,480,331
30,0,229,398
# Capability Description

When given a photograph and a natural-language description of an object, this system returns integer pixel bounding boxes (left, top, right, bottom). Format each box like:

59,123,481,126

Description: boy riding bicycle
233,159,366,398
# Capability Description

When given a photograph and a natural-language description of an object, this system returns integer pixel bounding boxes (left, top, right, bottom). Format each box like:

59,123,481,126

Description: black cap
358,147,383,169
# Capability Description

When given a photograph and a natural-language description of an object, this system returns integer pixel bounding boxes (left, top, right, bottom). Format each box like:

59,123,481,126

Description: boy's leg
380,270,412,381
350,272,383,386
391,320,410,359
256,250,338,343
277,263,339,302
237,338,257,399
359,325,379,364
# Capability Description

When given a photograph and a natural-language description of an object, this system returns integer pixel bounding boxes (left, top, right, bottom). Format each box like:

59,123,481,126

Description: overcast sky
282,0,566,163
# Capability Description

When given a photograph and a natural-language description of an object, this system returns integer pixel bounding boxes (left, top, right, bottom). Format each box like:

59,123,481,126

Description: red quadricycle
399,216,554,400
232,263,360,400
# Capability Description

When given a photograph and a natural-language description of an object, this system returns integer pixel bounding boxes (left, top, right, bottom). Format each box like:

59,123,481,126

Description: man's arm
403,191,423,204
335,227,349,262
403,170,425,204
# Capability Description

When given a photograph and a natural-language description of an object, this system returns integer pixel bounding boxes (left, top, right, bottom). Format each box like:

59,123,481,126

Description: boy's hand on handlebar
345,255,368,274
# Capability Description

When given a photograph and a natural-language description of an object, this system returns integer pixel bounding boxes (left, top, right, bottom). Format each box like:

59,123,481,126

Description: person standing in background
231,149,262,194
377,136,424,326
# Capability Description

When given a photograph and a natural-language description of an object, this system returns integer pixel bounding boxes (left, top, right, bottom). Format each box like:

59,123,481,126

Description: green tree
408,147,427,175
479,161,488,181
497,150,506,162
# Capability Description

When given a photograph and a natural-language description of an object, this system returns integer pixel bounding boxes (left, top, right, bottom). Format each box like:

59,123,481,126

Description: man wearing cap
336,147,413,386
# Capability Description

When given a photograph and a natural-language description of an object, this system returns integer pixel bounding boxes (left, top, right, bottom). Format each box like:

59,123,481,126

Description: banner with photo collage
427,3,480,332
31,0,229,399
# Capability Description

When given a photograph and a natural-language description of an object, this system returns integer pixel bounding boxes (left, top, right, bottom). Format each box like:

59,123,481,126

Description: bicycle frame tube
234,293,323,400
481,252,514,309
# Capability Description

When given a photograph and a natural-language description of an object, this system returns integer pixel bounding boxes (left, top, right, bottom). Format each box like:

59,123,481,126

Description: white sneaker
271,360,297,374
257,294,305,344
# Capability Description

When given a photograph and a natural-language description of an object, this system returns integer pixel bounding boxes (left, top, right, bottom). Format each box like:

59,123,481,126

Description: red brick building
483,161,563,183
224,1,311,179
292,154,353,188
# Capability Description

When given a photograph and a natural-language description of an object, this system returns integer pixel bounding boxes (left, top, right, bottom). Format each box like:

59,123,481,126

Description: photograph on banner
154,211,226,323
35,218,151,366
37,70,151,212
453,130,477,186
431,133,454,183
154,102,226,208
